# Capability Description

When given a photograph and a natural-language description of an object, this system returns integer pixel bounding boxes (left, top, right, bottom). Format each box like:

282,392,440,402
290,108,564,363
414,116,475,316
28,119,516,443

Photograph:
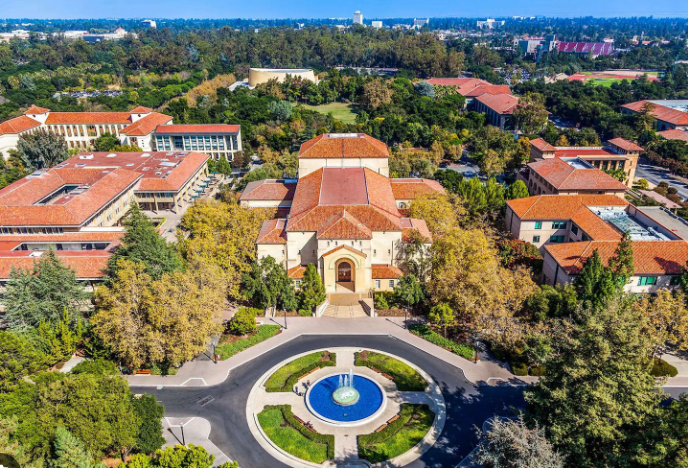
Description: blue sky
2,0,687,19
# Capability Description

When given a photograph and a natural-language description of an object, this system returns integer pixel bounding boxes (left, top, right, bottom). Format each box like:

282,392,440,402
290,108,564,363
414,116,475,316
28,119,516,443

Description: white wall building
353,11,364,25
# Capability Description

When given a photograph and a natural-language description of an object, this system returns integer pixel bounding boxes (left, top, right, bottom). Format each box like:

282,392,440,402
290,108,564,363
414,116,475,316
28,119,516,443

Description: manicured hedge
354,351,427,391
264,351,336,392
408,323,475,360
651,358,678,377
258,405,334,463
358,404,434,463
215,325,281,360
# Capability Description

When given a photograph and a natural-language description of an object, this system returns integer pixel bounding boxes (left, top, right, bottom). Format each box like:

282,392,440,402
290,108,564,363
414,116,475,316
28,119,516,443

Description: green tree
267,100,292,124
93,133,121,152
393,275,425,309
513,92,549,134
416,81,435,98
475,416,563,468
242,256,298,311
0,331,49,391
108,203,184,281
16,128,68,169
505,180,529,200
132,395,165,455
525,297,664,467
609,232,634,287
2,250,89,329
120,444,239,468
69,358,119,376
573,250,617,310
51,426,105,468
428,302,456,337
299,264,326,313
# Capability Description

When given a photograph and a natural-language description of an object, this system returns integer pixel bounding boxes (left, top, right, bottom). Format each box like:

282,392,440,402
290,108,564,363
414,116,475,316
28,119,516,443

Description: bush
215,325,281,360
355,351,427,391
69,358,119,376
228,307,259,335
298,309,312,317
374,292,391,310
511,362,528,376
651,358,678,377
408,323,475,360
258,405,334,462
529,365,546,377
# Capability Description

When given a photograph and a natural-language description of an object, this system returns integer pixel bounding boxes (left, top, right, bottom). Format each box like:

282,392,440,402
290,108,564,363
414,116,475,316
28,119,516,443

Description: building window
373,249,377,256
671,276,681,286
375,280,380,289
534,222,542,230
571,225,579,235
552,221,567,229
638,276,658,286
550,235,565,243
294,280,301,288
389,280,395,288
533,235,540,243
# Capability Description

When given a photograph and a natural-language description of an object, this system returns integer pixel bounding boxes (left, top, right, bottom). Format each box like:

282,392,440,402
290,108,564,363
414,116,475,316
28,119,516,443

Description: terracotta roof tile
317,210,373,239
45,112,133,125
658,129,688,143
372,264,404,279
120,113,173,136
155,124,240,135
0,115,41,135
24,105,50,114
622,101,688,126
256,219,287,244
608,138,643,152
0,251,111,280
530,138,556,152
240,179,296,201
287,264,307,279
475,93,520,114
506,195,628,220
130,106,152,113
390,178,444,199
545,240,688,275
553,148,619,158
321,244,367,258
401,218,433,242
298,133,389,159
464,84,512,97
527,158,628,191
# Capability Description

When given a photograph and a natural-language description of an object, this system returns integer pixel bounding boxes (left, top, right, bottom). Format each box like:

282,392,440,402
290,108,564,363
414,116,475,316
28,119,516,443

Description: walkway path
162,417,231,466
125,317,535,389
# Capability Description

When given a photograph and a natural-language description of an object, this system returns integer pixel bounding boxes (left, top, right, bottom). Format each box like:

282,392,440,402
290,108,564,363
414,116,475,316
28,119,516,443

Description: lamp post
179,421,186,446
284,305,288,330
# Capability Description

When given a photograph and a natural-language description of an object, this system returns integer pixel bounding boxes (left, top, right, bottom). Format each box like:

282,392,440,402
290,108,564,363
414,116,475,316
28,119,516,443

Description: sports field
569,70,661,87
296,102,357,123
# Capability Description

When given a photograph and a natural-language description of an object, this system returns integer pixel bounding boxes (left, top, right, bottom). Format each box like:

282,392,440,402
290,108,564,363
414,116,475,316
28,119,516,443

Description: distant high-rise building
371,21,383,29
141,19,157,29
353,11,364,25
476,18,505,29
413,18,429,29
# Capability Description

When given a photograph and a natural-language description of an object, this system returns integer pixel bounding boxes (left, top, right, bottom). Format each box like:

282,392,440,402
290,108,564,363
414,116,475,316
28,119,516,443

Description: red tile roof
507,195,628,220
622,101,688,127
475,93,520,114
45,112,133,125
658,129,688,143
154,124,241,135
0,168,142,227
553,148,619,158
321,244,367,258
530,138,555,152
390,178,444,199
316,210,373,240
464,84,512,98
423,78,510,98
372,264,403,279
298,133,389,159
608,138,643,152
545,240,688,275
256,218,287,244
25,105,50,114
130,106,152,113
527,158,628,191
121,113,173,136
0,251,110,280
400,218,433,242
241,179,296,201
0,115,41,135
60,151,209,193
287,264,307,279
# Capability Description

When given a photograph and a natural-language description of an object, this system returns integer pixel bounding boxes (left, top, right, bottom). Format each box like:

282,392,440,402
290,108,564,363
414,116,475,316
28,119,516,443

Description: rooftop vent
28,251,43,258
79,154,94,159
106,153,117,158
141,153,151,157
126,163,134,167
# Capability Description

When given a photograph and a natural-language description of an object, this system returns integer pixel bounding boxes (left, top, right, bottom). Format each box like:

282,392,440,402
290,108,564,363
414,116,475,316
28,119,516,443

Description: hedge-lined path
132,335,527,468
124,317,536,389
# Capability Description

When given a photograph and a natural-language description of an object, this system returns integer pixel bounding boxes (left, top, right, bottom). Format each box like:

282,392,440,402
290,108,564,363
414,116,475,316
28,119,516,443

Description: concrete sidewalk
125,317,537,388
163,417,231,466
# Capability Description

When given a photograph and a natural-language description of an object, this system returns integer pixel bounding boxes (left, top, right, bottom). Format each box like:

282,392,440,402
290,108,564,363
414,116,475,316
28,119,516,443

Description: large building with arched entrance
240,133,443,294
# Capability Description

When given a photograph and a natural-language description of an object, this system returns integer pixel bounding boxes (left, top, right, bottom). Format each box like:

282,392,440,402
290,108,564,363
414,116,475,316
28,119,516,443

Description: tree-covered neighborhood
2,9,688,468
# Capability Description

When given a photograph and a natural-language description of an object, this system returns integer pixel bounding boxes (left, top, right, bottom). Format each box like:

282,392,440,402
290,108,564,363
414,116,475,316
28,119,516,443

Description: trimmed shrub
511,362,528,376
265,351,336,392
258,405,334,462
374,292,390,310
529,365,546,377
228,307,259,335
355,351,427,391
216,325,281,360
298,309,312,317
651,358,678,377
408,323,474,360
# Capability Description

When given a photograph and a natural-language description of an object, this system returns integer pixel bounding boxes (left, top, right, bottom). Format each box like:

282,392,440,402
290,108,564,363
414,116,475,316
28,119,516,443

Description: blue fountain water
307,374,383,423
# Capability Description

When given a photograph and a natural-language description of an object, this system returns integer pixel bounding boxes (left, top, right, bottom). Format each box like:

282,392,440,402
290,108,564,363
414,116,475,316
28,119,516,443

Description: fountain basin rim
305,372,388,427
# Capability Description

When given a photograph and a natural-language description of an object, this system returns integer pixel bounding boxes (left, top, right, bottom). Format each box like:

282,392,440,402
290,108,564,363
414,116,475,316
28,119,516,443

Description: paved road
635,159,688,201
133,335,526,468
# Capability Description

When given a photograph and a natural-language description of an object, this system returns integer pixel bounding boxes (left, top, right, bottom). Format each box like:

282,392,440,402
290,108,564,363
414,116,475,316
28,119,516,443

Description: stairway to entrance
324,293,371,318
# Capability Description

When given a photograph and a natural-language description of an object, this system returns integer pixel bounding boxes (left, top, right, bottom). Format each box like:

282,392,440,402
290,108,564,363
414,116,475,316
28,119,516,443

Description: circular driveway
132,335,526,468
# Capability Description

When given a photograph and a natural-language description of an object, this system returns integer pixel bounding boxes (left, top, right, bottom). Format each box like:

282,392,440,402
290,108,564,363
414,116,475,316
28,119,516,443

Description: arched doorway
337,261,353,283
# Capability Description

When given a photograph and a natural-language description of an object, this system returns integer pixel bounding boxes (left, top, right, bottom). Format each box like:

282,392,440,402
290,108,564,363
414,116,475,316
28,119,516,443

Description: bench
293,415,305,425
307,425,317,433
381,373,394,381
135,369,152,375
299,367,319,380
374,424,388,433
387,415,400,424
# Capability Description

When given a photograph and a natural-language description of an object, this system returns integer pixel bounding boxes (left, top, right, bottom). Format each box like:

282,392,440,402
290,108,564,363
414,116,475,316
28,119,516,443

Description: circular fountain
306,369,387,426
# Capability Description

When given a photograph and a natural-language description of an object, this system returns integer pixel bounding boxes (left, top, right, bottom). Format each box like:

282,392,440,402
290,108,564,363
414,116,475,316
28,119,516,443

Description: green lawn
358,404,435,463
296,102,357,123
264,351,336,392
408,323,475,360
215,325,281,360
354,351,427,391
257,405,334,463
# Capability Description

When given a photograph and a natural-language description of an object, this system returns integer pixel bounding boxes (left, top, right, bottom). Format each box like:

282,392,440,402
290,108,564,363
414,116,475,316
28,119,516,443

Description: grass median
409,323,475,360
264,351,336,392
215,325,281,360
354,350,427,391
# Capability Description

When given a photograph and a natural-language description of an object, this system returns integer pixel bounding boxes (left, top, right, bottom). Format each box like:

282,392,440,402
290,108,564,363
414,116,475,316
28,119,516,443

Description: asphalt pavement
635,160,688,201
132,335,527,468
